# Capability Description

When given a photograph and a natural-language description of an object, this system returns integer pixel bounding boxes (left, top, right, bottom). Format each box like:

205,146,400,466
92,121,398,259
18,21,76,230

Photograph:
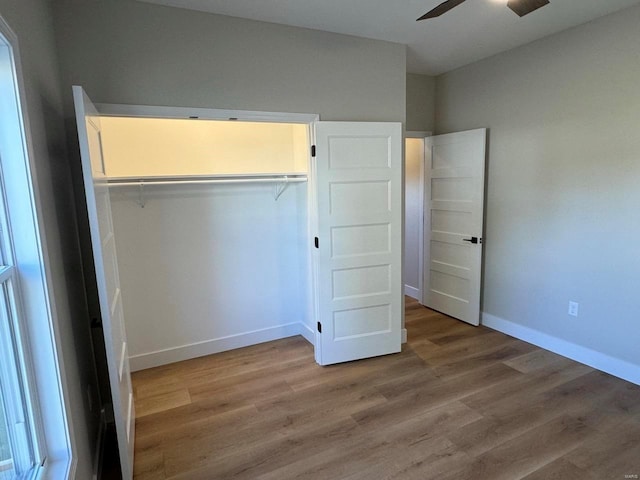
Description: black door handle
463,237,480,244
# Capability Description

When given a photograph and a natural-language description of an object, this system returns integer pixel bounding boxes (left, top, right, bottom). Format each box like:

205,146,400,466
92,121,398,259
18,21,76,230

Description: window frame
0,267,36,476
0,13,76,480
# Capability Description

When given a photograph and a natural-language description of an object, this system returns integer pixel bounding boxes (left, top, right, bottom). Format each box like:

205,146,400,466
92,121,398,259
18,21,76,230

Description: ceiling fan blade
417,0,467,21
507,0,550,17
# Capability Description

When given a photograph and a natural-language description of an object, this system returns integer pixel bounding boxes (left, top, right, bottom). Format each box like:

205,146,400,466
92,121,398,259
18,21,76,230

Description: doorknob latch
463,237,482,244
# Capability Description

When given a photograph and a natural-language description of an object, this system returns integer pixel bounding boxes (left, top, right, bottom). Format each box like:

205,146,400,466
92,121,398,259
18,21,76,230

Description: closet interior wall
101,117,313,371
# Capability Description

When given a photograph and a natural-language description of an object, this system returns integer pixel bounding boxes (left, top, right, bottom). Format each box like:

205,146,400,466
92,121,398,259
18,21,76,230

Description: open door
313,122,402,365
73,86,135,479
423,128,486,326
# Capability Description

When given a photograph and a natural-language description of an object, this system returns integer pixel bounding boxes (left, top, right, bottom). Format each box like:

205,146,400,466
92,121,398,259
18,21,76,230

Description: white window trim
0,14,76,480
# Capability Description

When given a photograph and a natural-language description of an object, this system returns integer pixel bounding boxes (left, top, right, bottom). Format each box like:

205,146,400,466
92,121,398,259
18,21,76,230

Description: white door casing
313,122,402,365
73,86,135,479
423,128,486,326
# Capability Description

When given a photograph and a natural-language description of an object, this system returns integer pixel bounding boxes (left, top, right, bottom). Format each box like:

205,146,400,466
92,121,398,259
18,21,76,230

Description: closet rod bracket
274,176,290,201
137,182,146,208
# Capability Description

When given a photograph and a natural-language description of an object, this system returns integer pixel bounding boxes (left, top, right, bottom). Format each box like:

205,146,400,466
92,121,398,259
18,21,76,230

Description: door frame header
95,103,320,124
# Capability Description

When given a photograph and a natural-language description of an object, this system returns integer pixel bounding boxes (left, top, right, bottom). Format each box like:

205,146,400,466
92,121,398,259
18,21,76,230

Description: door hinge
317,322,322,333
311,145,316,157
314,237,319,248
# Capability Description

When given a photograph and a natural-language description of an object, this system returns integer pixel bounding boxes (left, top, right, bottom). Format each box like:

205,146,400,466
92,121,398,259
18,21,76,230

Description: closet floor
131,298,640,480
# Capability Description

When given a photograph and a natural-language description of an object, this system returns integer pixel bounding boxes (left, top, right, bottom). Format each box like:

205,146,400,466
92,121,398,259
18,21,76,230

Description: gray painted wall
53,0,406,123
0,0,96,478
406,73,435,132
435,5,640,367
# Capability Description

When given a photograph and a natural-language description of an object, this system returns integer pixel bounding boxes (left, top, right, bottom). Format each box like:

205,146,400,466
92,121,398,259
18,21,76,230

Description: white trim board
482,312,640,386
404,285,420,300
299,322,315,346
95,103,320,124
129,322,313,371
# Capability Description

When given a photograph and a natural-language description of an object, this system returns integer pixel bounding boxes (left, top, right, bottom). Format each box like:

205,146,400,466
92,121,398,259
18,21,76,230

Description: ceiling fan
417,0,550,20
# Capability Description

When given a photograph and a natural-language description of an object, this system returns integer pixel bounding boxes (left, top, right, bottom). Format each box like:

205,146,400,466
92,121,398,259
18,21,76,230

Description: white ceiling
138,0,640,75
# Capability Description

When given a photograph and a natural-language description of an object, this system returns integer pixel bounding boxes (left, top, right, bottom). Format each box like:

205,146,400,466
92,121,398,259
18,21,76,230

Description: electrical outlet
568,301,579,317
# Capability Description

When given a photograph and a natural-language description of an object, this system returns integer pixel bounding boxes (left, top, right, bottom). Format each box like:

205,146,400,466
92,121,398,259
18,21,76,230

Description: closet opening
74,87,404,478
99,114,316,372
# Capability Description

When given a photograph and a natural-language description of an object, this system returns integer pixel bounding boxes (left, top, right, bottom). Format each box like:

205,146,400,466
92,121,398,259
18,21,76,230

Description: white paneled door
423,129,486,326
73,86,135,479
314,122,402,365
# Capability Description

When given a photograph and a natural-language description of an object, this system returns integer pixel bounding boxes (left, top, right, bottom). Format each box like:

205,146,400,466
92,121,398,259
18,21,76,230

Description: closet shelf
107,173,307,206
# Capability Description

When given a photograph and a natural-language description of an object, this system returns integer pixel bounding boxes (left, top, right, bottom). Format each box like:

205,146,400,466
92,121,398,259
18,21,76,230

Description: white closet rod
107,175,307,206
107,176,307,187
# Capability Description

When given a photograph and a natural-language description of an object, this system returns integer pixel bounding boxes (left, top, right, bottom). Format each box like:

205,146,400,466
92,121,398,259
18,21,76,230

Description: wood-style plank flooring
132,298,640,479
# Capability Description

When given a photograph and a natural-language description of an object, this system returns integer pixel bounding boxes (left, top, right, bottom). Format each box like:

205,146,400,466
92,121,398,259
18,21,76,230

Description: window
0,14,74,480
0,230,38,479
0,28,42,480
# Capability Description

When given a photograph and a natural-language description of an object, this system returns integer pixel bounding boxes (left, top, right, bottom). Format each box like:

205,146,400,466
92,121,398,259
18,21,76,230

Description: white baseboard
404,285,420,300
299,322,316,346
482,312,640,386
130,322,302,371
131,321,408,371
